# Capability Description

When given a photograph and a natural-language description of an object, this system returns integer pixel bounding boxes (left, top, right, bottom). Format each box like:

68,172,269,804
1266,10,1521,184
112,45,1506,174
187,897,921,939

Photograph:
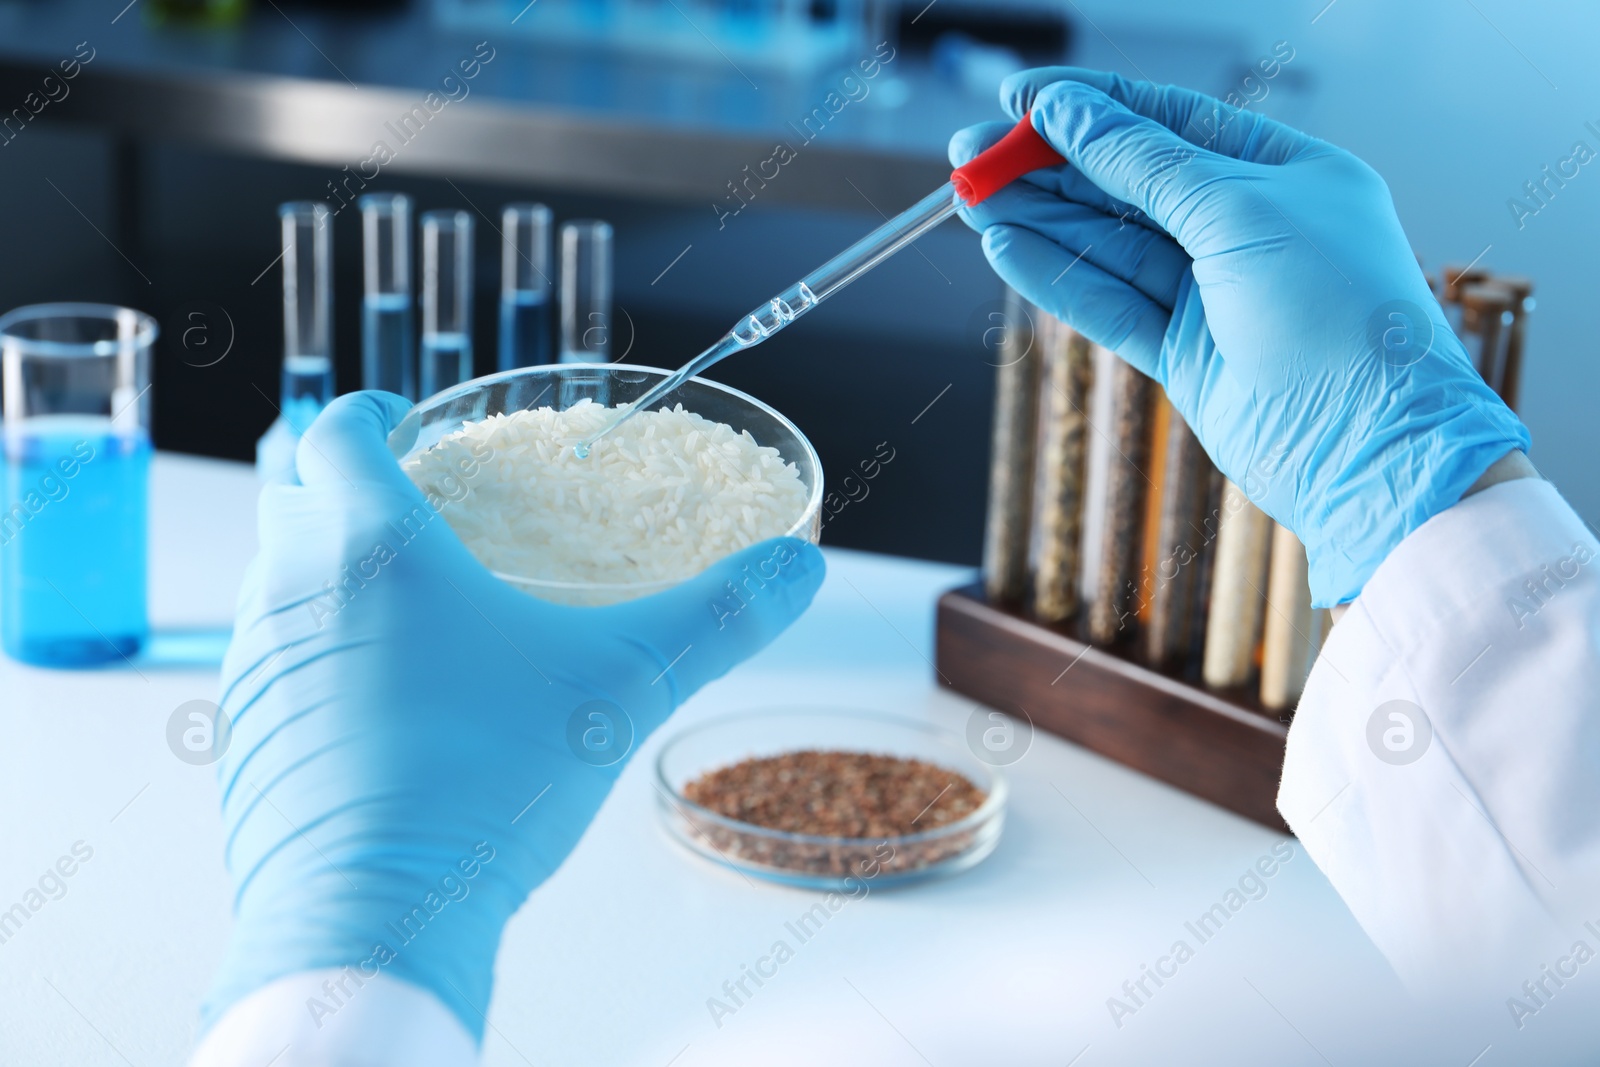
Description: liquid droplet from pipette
572,442,591,460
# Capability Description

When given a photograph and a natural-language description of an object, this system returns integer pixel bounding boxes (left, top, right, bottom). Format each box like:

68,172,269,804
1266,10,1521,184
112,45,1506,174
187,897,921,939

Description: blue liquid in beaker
363,292,417,399
498,291,552,371
421,332,473,398
1,419,150,666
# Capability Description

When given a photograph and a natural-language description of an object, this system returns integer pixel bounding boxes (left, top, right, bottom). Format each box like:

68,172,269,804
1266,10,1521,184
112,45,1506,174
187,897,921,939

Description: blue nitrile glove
253,416,299,484
204,392,824,1040
949,68,1530,606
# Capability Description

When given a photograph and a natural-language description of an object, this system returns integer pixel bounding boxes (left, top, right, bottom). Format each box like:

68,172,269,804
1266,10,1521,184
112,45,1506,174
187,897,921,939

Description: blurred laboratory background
0,0,1594,564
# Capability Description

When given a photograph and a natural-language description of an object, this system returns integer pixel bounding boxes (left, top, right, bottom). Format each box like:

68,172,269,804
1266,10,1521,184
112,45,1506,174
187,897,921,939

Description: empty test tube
1026,316,1092,622
421,209,475,397
981,287,1041,606
499,203,554,370
360,193,416,399
279,201,334,433
559,220,613,364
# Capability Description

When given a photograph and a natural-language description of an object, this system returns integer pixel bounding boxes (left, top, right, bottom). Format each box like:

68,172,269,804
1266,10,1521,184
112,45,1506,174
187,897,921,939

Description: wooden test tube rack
934,269,1535,832
936,584,1290,830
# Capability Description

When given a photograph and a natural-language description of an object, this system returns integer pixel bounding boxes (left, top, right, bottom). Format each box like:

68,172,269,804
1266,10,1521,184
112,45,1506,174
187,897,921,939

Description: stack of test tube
258,194,609,470
979,294,1328,708
352,200,601,387
978,275,1535,715
356,196,567,401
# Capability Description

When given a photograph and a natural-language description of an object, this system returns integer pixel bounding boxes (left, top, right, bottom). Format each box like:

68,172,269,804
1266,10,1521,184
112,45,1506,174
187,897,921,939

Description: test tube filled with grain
981,287,1042,606
1145,402,1212,670
1184,466,1226,680
1075,344,1117,615
1202,482,1273,689
1260,522,1314,711
1134,393,1170,631
1026,316,1092,622
1492,276,1534,410
1440,264,1489,335
1085,359,1153,645
1460,284,1513,392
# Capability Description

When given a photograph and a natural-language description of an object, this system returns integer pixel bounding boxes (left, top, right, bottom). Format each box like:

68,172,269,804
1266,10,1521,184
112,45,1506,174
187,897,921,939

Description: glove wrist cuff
1305,422,1531,607
205,867,514,1043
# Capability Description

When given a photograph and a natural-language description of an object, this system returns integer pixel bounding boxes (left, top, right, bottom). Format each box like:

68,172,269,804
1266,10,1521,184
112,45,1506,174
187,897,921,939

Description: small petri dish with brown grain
655,708,1007,890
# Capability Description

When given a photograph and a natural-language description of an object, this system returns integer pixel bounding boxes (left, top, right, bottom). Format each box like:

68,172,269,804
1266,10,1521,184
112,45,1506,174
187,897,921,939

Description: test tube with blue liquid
0,303,154,665
421,209,475,397
498,202,552,370
280,201,335,431
361,193,416,398
559,220,612,364
257,202,334,481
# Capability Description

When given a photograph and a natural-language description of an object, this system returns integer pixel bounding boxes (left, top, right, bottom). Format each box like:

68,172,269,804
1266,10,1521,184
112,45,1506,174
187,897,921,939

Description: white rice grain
403,400,809,599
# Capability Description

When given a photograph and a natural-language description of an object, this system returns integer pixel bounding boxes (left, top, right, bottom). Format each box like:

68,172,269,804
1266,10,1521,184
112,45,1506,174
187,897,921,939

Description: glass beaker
0,303,155,666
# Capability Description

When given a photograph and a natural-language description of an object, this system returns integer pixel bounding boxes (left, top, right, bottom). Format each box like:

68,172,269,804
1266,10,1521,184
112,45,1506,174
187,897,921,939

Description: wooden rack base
935,583,1290,831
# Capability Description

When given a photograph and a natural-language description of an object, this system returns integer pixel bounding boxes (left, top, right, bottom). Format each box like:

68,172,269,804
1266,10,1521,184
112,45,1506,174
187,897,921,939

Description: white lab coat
192,477,1600,1065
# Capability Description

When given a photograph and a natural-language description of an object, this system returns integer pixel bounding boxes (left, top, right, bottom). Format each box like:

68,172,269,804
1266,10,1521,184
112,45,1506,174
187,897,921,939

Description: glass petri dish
656,708,1007,890
387,363,823,606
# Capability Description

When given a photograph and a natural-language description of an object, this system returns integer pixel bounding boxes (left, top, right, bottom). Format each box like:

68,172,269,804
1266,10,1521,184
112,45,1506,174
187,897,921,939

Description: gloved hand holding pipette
193,393,824,1061
949,68,1530,606
948,68,1600,1016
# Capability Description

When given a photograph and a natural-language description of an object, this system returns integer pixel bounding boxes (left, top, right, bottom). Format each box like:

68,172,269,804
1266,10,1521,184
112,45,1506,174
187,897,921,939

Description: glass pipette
574,114,1064,457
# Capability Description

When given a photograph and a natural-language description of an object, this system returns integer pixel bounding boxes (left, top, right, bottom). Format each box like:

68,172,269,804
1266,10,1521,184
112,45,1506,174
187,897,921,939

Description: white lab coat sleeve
1278,478,1600,993
189,969,477,1067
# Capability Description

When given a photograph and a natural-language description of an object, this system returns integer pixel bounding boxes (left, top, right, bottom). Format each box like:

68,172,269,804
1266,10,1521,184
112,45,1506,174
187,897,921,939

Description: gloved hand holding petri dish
206,384,826,1045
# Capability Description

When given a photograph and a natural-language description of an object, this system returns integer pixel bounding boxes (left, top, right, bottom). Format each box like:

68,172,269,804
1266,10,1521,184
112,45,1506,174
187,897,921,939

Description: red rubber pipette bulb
950,112,1066,206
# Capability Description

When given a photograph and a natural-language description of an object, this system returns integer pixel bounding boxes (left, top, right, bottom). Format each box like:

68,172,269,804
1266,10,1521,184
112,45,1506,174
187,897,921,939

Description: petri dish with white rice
388,364,823,606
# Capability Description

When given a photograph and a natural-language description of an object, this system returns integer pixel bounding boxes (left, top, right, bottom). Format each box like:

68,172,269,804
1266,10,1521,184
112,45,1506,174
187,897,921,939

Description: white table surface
0,454,1456,1066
